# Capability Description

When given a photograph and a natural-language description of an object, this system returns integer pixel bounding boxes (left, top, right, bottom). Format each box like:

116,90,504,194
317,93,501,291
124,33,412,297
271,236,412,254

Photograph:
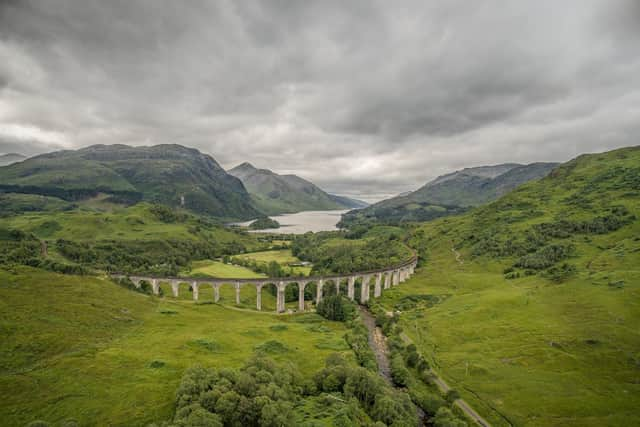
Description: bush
433,407,467,427
390,355,410,387
316,295,355,322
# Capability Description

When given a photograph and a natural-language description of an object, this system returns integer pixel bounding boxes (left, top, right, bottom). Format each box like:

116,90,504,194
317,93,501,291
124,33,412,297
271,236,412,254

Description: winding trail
398,332,493,427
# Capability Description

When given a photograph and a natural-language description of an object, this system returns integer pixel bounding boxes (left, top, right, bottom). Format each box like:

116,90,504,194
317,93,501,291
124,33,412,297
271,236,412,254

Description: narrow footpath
359,306,427,425
360,306,492,427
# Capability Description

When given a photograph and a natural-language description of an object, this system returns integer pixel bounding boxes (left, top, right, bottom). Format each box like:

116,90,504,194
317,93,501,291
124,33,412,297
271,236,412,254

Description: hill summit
228,162,366,214
0,144,259,220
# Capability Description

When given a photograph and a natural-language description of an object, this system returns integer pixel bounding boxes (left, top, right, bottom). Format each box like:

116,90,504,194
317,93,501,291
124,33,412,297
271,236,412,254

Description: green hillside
0,202,263,277
341,162,557,227
228,162,346,214
0,267,356,426
0,144,259,220
375,146,640,426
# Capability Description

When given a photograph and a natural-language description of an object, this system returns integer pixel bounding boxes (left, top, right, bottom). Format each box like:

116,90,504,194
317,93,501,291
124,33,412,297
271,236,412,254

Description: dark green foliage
56,238,241,276
543,263,576,283
316,296,355,322
394,294,450,311
434,407,468,427
249,217,280,230
170,356,300,427
291,232,412,275
515,244,574,270
390,354,410,387
149,204,188,223
314,354,419,426
445,389,460,403
344,319,377,371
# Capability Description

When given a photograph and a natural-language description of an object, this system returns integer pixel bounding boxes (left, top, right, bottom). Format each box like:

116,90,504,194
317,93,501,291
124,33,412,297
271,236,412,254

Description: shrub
316,295,356,321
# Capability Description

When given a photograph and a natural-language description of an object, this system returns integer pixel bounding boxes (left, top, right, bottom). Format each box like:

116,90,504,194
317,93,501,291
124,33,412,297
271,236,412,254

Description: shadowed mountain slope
341,162,558,226
228,162,360,214
0,144,259,220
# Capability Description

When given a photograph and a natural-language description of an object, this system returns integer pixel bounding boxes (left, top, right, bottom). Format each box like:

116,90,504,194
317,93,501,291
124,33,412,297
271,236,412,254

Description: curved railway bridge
110,255,417,313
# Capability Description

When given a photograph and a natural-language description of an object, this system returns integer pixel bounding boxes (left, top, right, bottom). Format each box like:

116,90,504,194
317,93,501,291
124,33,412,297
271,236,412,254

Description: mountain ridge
0,144,259,220
228,162,363,214
340,161,559,226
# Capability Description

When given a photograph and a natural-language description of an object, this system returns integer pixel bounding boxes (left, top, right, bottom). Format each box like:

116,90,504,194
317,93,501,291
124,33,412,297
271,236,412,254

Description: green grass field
235,249,299,264
0,267,353,426
0,203,257,246
185,259,267,278
235,249,313,276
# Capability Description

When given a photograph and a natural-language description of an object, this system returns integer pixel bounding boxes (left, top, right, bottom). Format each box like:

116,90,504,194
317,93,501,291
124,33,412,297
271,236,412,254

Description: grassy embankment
0,267,353,426
377,147,640,426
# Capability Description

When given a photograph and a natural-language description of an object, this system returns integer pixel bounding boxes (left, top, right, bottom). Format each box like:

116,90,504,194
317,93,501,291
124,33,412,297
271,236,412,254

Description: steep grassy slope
377,146,640,426
0,267,353,426
341,162,557,226
0,144,259,220
0,153,26,166
228,162,345,214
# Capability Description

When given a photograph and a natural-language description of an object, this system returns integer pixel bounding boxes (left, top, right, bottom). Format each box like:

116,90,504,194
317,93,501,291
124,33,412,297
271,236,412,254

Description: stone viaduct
110,255,417,313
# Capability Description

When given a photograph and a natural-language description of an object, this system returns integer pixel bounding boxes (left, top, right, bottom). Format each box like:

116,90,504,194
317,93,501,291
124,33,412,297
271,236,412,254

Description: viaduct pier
110,255,417,313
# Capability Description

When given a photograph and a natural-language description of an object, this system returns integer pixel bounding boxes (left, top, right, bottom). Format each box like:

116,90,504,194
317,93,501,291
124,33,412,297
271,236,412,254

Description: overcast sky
1,1,639,201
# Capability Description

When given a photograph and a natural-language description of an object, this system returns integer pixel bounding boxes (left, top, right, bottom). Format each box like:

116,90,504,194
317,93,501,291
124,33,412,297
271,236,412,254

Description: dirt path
398,332,493,427
451,243,463,264
359,307,427,425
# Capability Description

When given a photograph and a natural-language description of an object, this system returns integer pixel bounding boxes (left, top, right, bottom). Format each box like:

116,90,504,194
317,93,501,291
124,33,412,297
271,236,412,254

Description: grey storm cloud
0,0,639,200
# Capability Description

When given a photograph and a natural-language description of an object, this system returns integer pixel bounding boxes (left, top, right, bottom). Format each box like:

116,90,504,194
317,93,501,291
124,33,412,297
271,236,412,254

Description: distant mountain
327,194,369,209
228,162,357,214
0,144,259,220
340,162,558,226
0,153,26,166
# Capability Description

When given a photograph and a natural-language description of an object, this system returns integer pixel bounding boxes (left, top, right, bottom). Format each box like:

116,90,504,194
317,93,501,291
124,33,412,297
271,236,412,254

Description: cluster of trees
291,232,411,275
56,238,246,276
152,356,304,427
249,217,280,230
0,227,88,275
514,243,574,270
316,295,356,322
154,352,420,427
313,354,419,426
149,204,189,223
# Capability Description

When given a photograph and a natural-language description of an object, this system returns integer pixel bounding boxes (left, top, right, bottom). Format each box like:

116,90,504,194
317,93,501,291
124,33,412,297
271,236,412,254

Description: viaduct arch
110,255,417,313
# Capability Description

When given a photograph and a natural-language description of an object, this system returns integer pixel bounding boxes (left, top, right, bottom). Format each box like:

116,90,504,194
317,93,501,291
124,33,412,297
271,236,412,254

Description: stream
358,306,427,425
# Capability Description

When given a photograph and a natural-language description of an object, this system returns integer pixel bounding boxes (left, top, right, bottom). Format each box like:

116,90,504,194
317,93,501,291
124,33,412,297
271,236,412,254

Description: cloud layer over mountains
1,1,639,200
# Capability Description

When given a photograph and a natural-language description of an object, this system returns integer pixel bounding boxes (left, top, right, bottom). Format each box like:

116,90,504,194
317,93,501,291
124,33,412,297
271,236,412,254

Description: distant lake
236,210,349,234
